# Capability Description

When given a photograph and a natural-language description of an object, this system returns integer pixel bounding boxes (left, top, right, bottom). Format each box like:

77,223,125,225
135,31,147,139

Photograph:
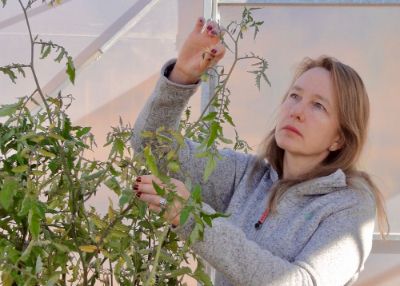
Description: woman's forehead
292,67,335,101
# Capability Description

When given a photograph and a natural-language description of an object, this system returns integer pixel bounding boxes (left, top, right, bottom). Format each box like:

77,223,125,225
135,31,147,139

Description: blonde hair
252,56,389,238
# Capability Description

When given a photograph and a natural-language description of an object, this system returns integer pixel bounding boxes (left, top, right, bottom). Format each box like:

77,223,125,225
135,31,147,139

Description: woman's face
275,67,342,161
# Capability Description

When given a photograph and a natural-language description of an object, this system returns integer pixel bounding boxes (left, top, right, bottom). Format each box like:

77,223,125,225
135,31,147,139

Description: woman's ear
329,133,345,151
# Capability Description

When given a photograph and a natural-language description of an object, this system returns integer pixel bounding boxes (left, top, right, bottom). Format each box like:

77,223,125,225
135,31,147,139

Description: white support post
200,0,219,115
197,3,220,285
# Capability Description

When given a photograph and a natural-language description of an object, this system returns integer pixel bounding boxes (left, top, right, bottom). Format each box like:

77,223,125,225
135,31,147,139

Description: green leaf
76,126,91,138
104,177,121,195
12,165,28,173
207,121,220,147
1,271,13,286
0,67,17,83
113,137,124,157
38,148,56,158
262,71,271,87
189,223,202,245
169,266,192,278
202,111,217,121
143,146,159,177
179,205,193,226
193,265,213,286
208,212,230,220
45,273,61,286
223,112,235,127
167,161,180,173
220,136,233,144
170,130,184,146
0,178,18,210
152,181,165,196
119,189,133,207
40,45,51,59
49,132,65,141
28,208,41,239
191,185,202,203
18,195,32,217
53,242,69,253
90,214,107,229
66,56,75,84
83,170,104,181
54,49,65,63
203,155,216,182
202,215,212,227
35,255,43,274
0,102,19,117
79,245,97,253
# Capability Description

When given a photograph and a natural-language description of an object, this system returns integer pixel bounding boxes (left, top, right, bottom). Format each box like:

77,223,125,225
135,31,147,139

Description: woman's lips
283,125,302,137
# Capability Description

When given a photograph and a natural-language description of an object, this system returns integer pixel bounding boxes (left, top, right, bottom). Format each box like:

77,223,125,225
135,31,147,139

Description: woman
131,17,388,286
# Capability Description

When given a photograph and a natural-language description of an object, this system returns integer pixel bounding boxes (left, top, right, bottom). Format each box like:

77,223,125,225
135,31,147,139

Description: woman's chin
276,137,299,151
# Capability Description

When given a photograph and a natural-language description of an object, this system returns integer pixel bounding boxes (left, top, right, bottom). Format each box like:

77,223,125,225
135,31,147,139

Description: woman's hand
169,17,226,85
133,175,190,227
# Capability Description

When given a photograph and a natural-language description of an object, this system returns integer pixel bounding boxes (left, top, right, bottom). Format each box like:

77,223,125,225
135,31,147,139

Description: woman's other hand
133,175,190,227
169,17,226,85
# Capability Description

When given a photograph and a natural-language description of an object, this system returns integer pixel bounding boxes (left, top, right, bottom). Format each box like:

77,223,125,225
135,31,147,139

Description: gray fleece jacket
131,59,376,286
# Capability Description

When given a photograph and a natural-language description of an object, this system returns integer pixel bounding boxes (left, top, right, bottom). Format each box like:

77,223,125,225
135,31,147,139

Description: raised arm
131,59,254,213
131,18,254,213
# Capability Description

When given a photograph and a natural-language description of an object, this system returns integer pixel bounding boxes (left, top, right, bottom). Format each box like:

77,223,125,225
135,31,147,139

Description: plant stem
184,34,240,138
18,0,53,125
144,227,170,286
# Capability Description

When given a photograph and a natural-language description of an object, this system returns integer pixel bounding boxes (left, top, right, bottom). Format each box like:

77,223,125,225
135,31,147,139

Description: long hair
252,56,389,238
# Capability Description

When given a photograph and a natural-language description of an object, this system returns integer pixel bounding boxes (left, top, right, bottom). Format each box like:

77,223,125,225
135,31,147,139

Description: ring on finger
159,197,167,209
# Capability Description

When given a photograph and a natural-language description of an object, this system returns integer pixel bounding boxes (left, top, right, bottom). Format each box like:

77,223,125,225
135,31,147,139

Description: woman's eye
289,93,298,99
313,102,326,111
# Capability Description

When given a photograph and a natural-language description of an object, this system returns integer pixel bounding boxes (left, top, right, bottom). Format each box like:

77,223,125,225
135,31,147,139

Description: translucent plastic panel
218,5,400,200
218,4,400,285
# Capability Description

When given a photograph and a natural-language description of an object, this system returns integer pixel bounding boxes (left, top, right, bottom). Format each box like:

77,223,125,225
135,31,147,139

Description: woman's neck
282,151,326,180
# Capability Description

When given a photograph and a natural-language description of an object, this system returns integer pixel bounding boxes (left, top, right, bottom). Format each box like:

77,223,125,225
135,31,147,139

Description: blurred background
1,0,399,285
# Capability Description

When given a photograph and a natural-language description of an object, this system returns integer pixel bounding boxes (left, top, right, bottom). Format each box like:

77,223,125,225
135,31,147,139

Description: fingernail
136,177,141,182
133,184,139,190
207,25,212,31
136,192,142,198
211,49,217,54
199,17,204,23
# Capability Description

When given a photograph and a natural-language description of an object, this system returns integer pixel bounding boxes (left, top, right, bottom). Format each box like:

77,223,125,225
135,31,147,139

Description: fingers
212,42,226,62
148,203,162,214
133,174,173,196
199,42,226,71
137,174,163,185
139,193,162,207
194,17,223,38
193,16,205,33
205,20,221,37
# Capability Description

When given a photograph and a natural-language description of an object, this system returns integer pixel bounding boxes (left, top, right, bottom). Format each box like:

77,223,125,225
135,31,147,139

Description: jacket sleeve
131,59,254,213
172,190,376,286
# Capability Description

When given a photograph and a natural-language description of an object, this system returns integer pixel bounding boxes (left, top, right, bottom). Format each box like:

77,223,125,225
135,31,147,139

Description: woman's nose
290,103,305,122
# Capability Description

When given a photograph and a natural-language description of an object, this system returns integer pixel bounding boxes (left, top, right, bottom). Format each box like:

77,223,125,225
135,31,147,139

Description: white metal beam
0,0,73,31
27,0,160,112
218,0,400,5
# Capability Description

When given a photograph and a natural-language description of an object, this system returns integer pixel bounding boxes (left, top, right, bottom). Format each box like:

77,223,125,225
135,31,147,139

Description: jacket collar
269,166,347,195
